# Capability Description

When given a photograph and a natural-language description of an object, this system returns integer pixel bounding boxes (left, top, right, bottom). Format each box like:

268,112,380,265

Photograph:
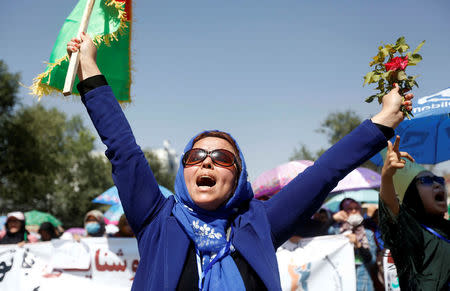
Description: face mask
347,213,364,227
85,222,101,235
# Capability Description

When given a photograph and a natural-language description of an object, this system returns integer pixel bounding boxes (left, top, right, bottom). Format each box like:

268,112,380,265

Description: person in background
331,198,377,291
0,212,29,245
114,214,135,237
280,207,335,251
363,208,386,291
38,222,59,241
84,210,106,237
379,136,449,291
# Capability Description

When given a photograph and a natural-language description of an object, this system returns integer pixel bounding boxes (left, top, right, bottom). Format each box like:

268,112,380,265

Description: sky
1,0,450,180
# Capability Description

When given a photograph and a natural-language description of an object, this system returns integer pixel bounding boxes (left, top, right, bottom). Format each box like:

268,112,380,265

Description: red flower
384,56,409,71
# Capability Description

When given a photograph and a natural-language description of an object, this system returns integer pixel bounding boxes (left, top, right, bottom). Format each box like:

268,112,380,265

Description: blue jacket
82,85,387,290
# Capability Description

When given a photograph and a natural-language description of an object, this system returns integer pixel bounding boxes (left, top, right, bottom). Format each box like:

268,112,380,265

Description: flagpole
63,0,96,96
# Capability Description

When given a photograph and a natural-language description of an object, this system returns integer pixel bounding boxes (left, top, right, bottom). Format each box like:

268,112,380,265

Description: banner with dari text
0,237,138,291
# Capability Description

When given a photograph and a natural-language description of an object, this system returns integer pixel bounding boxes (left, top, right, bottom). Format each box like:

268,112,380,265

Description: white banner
276,235,356,291
0,237,139,291
1,235,357,290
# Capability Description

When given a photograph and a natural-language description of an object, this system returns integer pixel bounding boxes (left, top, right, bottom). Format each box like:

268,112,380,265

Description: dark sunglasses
183,148,238,170
415,176,445,186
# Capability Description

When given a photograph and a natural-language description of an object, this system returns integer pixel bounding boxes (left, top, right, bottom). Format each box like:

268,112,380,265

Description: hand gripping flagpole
63,0,96,96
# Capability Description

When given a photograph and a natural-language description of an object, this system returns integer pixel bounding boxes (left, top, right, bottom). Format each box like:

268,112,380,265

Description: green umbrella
25,210,62,227
324,189,379,213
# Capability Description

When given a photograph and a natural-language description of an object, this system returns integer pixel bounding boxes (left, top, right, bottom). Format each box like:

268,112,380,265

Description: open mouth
196,176,216,188
434,192,446,202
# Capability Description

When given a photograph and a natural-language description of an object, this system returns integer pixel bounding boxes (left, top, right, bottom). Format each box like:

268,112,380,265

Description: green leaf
411,53,422,63
375,81,385,92
382,71,392,80
371,74,381,83
396,36,406,46
398,44,409,53
363,71,375,86
369,55,381,66
380,48,389,58
376,92,385,104
406,80,414,89
413,40,425,54
376,52,386,64
365,95,376,103
397,71,407,81
385,44,396,54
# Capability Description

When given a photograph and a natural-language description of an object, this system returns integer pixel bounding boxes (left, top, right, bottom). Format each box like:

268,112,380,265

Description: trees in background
0,101,114,227
290,110,376,170
144,150,175,192
0,60,175,227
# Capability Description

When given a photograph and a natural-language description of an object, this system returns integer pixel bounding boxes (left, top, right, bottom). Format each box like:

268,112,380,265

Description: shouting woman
67,33,413,290
379,136,449,290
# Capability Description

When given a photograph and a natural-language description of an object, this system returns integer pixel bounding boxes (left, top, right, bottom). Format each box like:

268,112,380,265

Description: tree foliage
0,60,20,117
289,144,317,161
290,110,375,170
0,60,175,227
317,110,362,145
0,104,114,227
144,150,175,192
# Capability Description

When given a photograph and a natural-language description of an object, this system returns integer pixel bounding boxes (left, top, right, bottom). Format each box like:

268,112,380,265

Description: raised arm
265,85,414,247
68,33,166,237
380,136,414,216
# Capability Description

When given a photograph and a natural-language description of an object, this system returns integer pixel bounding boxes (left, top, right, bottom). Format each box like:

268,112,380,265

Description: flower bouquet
363,37,425,118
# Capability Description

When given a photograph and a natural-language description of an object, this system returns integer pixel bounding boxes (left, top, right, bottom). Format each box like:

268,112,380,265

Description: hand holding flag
67,33,101,81
30,0,132,103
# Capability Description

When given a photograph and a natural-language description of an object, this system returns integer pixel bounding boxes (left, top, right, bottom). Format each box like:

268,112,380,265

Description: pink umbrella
65,227,86,236
332,167,381,193
252,160,381,199
252,160,314,199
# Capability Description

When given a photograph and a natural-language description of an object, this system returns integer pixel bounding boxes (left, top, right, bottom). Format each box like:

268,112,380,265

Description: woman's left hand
382,135,415,178
345,233,362,248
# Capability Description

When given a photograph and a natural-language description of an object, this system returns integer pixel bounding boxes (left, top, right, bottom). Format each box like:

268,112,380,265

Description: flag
30,0,132,103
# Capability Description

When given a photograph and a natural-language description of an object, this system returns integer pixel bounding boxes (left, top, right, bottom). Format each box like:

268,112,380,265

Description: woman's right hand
381,135,415,178
66,32,100,81
332,210,348,223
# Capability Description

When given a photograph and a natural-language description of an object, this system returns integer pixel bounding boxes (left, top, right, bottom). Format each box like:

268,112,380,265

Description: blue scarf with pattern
172,130,254,290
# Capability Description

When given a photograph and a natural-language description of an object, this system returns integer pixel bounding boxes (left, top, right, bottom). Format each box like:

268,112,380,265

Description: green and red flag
31,0,132,103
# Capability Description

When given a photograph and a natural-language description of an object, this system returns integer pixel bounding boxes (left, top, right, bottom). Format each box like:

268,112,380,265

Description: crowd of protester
1,183,447,291
2,183,448,291
277,197,388,291
0,210,134,245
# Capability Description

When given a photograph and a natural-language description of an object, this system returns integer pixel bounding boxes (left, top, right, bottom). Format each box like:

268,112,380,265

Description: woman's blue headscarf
172,130,254,290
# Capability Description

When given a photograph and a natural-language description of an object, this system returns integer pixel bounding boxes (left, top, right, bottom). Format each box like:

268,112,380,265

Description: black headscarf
0,219,28,245
402,179,450,239
38,222,58,241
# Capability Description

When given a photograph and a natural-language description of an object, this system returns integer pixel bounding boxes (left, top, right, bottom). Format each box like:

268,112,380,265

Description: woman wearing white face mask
331,198,377,291
84,210,106,237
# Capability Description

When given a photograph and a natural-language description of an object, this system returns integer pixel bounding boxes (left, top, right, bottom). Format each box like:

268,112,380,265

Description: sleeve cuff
373,122,395,140
77,75,108,97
